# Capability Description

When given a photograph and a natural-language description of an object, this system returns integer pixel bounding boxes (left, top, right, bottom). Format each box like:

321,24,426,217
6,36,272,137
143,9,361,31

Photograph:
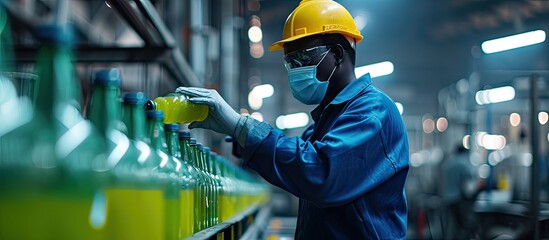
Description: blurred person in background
176,0,409,239
440,145,479,239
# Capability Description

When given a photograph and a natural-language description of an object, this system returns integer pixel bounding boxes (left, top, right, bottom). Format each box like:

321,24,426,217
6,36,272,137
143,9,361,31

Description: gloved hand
175,87,244,137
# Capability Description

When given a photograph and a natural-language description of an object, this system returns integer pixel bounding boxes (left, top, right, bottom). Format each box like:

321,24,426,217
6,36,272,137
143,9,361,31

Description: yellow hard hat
269,0,363,51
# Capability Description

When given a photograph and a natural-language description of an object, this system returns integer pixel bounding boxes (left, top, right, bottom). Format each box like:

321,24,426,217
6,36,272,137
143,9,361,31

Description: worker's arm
242,107,398,208
175,86,400,208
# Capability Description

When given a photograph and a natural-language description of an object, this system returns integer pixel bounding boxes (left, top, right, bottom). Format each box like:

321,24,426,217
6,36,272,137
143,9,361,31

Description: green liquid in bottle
148,93,208,124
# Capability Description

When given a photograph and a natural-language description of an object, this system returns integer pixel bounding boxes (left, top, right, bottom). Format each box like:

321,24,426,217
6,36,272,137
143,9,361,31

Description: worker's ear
332,44,344,66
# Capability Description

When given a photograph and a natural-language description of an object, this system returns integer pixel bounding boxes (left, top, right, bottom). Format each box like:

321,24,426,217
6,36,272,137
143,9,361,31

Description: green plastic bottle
146,110,183,240
90,69,174,240
165,125,196,238
189,138,209,231
0,25,103,240
203,147,221,226
180,133,206,234
116,92,168,240
145,93,208,124
195,143,217,228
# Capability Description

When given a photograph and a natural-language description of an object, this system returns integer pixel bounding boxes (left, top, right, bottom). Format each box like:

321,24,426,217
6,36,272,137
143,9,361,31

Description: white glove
175,87,246,137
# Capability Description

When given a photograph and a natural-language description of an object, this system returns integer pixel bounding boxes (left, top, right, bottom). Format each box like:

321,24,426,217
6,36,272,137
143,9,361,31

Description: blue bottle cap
189,138,197,146
202,147,210,153
179,131,191,140
146,110,164,120
196,143,203,150
123,92,147,105
95,69,121,87
36,24,74,45
164,124,179,132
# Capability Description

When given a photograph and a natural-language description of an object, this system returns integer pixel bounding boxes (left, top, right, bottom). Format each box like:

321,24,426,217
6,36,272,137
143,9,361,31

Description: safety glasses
283,46,331,70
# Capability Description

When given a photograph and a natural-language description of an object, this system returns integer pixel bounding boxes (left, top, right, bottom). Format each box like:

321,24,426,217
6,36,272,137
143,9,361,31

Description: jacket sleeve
243,109,398,208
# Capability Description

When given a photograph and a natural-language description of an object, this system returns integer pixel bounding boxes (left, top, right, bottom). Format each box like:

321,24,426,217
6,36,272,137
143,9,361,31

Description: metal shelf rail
1,0,201,87
186,203,271,240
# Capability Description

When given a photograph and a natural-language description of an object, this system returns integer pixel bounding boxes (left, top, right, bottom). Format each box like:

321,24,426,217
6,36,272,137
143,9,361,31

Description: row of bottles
0,16,268,240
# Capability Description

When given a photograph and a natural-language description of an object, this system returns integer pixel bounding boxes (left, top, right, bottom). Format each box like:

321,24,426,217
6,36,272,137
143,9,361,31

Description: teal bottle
189,138,208,231
0,25,104,240
165,125,197,238
180,133,206,233
89,69,170,240
146,110,183,240
203,147,220,226
113,92,167,240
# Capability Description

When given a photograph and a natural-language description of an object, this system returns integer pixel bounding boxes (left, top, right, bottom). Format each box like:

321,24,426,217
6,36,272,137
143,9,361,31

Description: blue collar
331,73,372,105
311,73,372,121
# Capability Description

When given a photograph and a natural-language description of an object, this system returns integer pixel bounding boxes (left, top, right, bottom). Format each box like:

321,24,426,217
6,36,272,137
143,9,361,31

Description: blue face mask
286,49,337,105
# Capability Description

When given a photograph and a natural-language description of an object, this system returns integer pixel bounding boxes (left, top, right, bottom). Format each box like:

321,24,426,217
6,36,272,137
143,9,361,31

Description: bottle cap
36,24,74,45
189,138,197,146
95,69,121,86
202,147,210,153
146,110,164,120
179,131,191,140
164,124,179,132
144,100,156,111
123,92,147,105
196,143,203,150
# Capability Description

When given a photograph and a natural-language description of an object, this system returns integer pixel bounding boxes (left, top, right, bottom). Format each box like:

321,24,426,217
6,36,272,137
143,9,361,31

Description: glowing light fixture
251,112,263,122
462,135,470,149
248,26,263,43
475,86,515,105
423,118,435,134
478,133,506,150
436,117,448,132
251,84,274,99
481,30,546,54
354,61,394,78
248,92,263,110
539,111,548,125
395,102,403,115
353,14,367,31
276,112,310,130
509,113,521,127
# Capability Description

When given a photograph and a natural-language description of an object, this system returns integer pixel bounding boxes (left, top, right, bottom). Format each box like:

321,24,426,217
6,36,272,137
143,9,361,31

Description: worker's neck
321,69,356,106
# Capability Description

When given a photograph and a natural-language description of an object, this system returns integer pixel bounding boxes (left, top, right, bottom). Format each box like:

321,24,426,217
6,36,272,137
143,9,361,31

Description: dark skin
283,35,357,106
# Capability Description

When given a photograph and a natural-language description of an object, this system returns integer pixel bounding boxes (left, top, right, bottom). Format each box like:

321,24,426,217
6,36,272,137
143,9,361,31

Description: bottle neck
0,11,14,73
191,146,201,169
88,84,121,135
148,118,167,151
34,42,79,122
122,104,146,141
166,131,181,158
179,138,189,158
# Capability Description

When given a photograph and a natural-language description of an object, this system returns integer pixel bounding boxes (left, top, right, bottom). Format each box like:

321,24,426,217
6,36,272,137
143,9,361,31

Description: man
177,0,409,239
440,145,478,239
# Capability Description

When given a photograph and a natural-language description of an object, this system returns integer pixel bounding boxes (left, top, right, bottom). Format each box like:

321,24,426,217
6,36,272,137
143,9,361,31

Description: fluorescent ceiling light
276,112,309,130
354,61,394,78
251,84,274,99
475,86,515,105
481,30,546,54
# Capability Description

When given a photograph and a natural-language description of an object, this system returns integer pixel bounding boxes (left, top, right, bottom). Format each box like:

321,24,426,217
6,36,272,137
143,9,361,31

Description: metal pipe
529,73,540,240
134,0,175,47
109,0,160,46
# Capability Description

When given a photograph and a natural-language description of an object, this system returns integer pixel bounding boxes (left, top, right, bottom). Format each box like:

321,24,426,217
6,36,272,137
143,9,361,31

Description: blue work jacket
242,74,409,239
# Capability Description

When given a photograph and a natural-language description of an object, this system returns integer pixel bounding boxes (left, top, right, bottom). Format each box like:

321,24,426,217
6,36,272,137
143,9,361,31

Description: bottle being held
145,93,208,124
